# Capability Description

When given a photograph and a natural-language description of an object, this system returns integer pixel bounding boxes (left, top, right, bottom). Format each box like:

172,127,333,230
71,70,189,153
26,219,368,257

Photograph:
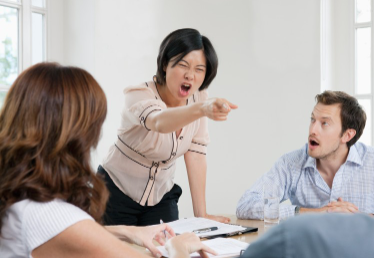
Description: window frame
353,0,374,146
0,0,48,92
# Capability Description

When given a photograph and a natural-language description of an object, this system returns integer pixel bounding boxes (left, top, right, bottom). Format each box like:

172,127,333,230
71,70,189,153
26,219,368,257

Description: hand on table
202,98,238,121
165,232,217,258
326,197,359,213
204,214,231,224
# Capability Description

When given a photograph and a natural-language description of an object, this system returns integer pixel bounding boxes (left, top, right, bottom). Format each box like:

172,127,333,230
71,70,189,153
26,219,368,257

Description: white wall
57,0,321,218
47,0,64,63
322,0,354,94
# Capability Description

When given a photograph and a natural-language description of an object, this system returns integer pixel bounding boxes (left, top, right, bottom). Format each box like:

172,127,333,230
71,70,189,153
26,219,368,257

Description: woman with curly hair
0,63,216,258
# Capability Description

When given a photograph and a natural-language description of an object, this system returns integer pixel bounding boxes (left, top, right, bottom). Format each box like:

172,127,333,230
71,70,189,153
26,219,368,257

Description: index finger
222,99,238,109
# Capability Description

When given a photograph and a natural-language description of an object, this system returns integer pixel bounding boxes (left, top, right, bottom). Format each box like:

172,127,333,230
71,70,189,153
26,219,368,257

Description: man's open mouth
309,139,319,146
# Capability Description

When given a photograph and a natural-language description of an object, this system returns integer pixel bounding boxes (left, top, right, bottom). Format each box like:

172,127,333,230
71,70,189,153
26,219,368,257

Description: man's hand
326,197,359,213
299,198,359,214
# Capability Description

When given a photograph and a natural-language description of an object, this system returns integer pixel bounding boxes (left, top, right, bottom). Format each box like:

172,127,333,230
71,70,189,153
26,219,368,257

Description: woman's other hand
165,232,217,258
204,214,231,224
202,98,238,121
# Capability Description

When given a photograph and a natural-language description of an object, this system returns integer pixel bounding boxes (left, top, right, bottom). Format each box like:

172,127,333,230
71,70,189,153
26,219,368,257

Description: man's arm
236,157,295,220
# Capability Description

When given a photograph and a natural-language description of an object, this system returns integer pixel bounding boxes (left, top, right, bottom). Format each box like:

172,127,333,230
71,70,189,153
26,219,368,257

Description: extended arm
184,151,230,223
145,98,237,133
32,220,151,258
33,220,216,258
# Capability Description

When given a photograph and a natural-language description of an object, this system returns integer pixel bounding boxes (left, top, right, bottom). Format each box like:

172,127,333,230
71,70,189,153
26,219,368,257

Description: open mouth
180,84,191,96
309,139,319,147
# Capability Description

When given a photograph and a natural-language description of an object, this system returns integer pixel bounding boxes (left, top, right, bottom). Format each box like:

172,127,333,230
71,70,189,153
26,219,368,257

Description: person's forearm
299,207,327,214
236,192,264,220
104,225,135,243
185,153,207,217
189,172,207,217
146,102,204,133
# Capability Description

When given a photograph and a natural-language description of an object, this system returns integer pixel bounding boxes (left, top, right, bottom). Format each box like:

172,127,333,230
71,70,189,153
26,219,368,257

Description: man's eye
310,117,315,122
322,122,329,126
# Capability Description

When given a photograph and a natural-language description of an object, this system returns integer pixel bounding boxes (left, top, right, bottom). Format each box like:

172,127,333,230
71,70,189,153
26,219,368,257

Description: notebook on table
166,217,258,239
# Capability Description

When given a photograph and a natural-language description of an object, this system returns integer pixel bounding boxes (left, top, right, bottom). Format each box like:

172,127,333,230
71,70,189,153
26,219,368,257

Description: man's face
308,103,345,159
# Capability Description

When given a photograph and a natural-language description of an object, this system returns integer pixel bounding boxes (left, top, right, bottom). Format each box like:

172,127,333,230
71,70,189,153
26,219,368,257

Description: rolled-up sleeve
236,156,295,220
122,86,167,131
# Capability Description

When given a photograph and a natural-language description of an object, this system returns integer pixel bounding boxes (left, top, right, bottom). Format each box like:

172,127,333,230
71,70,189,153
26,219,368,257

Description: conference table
133,215,267,257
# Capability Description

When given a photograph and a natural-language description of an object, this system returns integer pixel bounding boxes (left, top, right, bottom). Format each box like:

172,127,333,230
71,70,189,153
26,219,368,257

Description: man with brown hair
236,91,373,220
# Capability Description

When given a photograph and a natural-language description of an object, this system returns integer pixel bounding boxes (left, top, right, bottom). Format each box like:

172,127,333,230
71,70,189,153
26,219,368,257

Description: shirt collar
304,155,316,170
345,144,363,166
303,144,363,170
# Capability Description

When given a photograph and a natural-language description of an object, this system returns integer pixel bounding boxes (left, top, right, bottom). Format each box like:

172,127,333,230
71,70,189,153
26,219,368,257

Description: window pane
356,0,371,23
32,12,44,65
0,6,18,87
0,91,7,109
32,0,45,8
356,28,371,94
358,99,372,146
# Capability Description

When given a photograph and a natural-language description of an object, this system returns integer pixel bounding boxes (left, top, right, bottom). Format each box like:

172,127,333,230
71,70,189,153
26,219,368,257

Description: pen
160,219,169,241
193,227,218,234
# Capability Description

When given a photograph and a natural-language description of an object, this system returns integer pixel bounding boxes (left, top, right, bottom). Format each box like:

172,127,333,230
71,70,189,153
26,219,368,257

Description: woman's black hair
155,28,218,91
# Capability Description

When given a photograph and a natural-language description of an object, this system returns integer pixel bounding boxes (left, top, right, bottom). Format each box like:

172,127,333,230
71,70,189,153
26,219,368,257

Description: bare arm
105,224,176,256
145,98,237,133
184,151,230,223
32,220,150,258
32,220,215,258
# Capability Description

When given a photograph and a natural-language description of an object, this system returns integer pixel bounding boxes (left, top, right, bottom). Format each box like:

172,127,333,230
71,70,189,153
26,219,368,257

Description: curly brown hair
0,63,108,230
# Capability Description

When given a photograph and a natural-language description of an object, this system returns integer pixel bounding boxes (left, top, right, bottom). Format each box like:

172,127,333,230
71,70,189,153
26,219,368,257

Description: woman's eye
179,63,187,67
322,122,328,126
196,69,205,72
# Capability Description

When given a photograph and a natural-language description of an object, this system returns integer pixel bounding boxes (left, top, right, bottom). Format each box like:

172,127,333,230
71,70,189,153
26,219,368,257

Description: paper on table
166,217,247,238
158,237,249,258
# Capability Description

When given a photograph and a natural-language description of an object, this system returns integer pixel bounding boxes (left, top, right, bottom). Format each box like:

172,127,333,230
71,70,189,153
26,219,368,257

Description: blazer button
179,136,183,140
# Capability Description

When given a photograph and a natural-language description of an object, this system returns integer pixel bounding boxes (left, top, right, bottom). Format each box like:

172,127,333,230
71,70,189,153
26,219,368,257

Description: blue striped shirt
236,142,374,220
